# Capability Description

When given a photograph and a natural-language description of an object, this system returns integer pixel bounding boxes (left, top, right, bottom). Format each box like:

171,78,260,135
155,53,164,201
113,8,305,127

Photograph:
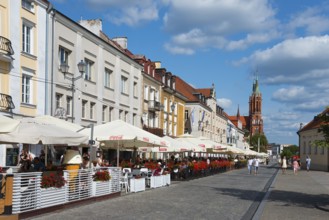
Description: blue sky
51,0,329,145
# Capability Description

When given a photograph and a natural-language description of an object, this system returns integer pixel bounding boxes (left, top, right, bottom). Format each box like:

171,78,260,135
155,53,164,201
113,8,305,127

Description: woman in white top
282,156,287,174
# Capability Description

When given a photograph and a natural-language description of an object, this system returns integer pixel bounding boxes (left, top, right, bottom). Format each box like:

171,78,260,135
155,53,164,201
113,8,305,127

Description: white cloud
217,98,232,109
163,0,278,53
86,0,159,26
272,86,307,102
285,5,329,36
245,36,329,82
164,43,195,55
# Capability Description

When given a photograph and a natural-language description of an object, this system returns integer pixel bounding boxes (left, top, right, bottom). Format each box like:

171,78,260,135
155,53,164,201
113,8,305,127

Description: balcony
0,36,14,56
143,126,164,137
0,93,15,112
148,100,162,112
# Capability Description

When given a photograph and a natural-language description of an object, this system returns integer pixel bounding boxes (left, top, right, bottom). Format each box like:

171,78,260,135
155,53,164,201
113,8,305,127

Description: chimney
112,37,127,49
154,61,161,69
79,19,102,36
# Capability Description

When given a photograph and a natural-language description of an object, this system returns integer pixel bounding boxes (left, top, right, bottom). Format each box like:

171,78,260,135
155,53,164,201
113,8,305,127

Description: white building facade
47,13,143,128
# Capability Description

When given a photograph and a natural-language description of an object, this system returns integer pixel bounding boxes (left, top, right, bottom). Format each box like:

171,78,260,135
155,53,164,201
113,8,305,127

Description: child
293,160,299,175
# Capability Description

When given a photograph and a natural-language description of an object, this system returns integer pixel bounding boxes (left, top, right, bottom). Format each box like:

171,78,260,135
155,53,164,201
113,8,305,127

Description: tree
314,107,329,148
280,145,299,159
250,133,268,152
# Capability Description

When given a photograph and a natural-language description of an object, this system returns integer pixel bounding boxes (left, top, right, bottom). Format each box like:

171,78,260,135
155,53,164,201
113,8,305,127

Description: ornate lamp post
60,60,86,122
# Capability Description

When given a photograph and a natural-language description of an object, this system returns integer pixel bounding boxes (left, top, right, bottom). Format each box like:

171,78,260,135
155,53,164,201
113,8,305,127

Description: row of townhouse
0,0,246,166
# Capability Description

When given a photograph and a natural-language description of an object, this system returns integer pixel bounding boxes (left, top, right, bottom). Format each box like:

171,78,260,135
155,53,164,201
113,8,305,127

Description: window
174,124,177,136
55,93,63,108
22,23,32,54
102,105,107,122
121,76,128,94
167,77,171,87
22,0,34,12
321,145,325,155
133,114,137,126
150,89,155,101
185,110,189,120
59,47,70,66
125,111,128,122
104,68,113,88
308,141,311,155
163,120,167,135
82,100,87,118
109,107,114,122
144,85,149,100
133,82,138,97
314,145,317,155
66,96,72,116
164,98,168,112
22,74,32,104
119,110,123,120
84,59,94,81
90,102,95,120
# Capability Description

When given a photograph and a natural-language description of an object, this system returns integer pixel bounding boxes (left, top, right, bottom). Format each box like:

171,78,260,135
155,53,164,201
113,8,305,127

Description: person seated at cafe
33,157,45,171
39,149,46,164
153,162,162,176
46,160,55,171
19,149,32,172
81,156,90,169
103,160,110,167
92,160,100,168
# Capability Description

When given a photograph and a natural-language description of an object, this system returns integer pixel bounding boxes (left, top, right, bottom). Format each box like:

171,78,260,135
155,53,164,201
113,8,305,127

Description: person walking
293,159,299,175
247,158,253,174
306,156,311,171
281,156,287,174
253,157,259,175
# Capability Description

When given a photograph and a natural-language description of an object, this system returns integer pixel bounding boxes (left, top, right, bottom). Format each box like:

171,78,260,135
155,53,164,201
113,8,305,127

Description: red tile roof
196,88,211,98
175,76,199,102
300,108,329,132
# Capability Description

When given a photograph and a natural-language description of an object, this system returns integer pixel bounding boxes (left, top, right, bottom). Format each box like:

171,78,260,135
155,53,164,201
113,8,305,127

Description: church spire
252,75,261,95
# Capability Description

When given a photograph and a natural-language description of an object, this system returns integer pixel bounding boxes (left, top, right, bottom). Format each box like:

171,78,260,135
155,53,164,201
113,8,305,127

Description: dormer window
22,0,34,12
162,74,165,84
167,77,171,87
172,76,176,90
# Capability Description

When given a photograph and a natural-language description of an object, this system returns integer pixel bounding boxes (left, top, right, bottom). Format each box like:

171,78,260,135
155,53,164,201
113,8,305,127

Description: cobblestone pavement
255,168,329,220
27,164,279,220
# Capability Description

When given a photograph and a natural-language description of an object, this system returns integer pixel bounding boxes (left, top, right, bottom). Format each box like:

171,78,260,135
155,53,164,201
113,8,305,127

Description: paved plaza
25,163,329,220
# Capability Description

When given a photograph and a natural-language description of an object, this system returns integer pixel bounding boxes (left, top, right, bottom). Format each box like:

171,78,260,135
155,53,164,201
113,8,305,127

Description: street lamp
60,60,86,122
170,103,175,112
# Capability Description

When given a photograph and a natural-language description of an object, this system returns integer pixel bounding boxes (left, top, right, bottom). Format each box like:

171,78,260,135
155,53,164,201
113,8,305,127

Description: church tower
249,76,263,138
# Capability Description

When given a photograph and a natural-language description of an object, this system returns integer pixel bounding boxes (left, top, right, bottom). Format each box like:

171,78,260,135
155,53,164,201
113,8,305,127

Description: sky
51,0,329,145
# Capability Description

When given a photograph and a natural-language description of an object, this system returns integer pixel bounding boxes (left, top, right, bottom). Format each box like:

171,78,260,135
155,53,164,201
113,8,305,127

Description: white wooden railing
11,167,121,214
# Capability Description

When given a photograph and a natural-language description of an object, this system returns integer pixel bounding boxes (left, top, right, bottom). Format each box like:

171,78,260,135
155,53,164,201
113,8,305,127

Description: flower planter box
92,180,111,196
162,174,171,186
130,178,145,193
150,176,163,188
40,187,66,208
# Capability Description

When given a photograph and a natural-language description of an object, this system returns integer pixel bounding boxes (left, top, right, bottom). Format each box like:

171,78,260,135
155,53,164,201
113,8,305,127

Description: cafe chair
120,172,130,193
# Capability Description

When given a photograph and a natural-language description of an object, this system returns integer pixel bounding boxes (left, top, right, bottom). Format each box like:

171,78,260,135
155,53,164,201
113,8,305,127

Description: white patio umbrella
162,136,193,152
176,135,208,153
79,120,169,166
0,115,20,133
0,117,89,146
33,115,88,165
34,115,83,132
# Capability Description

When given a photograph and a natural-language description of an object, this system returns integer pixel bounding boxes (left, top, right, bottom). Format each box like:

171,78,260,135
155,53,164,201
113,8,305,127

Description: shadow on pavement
215,187,329,212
